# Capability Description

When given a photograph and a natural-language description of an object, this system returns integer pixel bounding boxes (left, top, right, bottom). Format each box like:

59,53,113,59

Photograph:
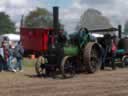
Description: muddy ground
0,67,128,96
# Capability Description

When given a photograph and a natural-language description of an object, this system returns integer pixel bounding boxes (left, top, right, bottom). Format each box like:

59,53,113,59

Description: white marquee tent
91,33,103,37
0,34,20,41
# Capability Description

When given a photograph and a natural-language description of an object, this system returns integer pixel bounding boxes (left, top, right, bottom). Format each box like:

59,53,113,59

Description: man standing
0,47,4,72
13,41,24,72
1,41,9,71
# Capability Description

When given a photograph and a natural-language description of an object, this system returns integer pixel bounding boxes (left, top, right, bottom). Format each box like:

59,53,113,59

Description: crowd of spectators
0,39,24,72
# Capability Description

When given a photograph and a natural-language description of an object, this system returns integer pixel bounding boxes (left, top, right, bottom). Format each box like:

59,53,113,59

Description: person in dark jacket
0,49,4,72
0,41,9,71
13,41,24,72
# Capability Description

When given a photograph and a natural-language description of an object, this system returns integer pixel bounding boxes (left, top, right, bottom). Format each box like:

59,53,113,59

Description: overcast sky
0,0,128,32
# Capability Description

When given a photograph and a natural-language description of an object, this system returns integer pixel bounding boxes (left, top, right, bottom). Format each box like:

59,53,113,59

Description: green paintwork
116,49,125,54
64,46,79,56
63,28,94,56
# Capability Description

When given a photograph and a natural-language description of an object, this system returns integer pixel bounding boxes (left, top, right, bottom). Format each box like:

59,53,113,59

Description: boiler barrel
64,46,79,56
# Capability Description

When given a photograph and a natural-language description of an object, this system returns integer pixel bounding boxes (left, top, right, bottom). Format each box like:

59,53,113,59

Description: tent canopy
0,34,20,41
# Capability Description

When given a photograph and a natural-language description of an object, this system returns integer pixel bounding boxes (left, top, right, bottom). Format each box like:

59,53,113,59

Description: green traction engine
35,7,102,79
61,28,102,78
35,27,102,78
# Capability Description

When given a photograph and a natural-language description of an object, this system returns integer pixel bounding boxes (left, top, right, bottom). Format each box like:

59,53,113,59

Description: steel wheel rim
61,56,75,78
64,58,74,77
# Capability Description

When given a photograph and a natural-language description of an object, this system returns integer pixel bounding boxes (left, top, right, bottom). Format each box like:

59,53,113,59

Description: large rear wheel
60,56,75,78
84,42,101,73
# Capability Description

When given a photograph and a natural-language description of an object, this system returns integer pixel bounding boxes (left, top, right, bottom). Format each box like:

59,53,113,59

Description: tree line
0,7,128,35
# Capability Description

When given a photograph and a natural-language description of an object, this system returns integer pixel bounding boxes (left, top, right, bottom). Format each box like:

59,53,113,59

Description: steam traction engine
21,7,102,78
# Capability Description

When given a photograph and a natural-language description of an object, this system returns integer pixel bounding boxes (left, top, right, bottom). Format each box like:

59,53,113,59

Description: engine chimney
53,6,59,34
118,25,122,38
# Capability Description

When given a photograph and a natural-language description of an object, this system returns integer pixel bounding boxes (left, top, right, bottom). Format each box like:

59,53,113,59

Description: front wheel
35,56,46,77
60,56,75,79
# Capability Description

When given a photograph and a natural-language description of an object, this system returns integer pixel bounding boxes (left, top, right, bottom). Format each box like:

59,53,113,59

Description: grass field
22,58,36,67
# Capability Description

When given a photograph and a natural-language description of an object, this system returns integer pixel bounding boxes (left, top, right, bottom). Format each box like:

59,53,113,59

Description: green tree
24,8,53,28
124,21,128,35
0,12,15,35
